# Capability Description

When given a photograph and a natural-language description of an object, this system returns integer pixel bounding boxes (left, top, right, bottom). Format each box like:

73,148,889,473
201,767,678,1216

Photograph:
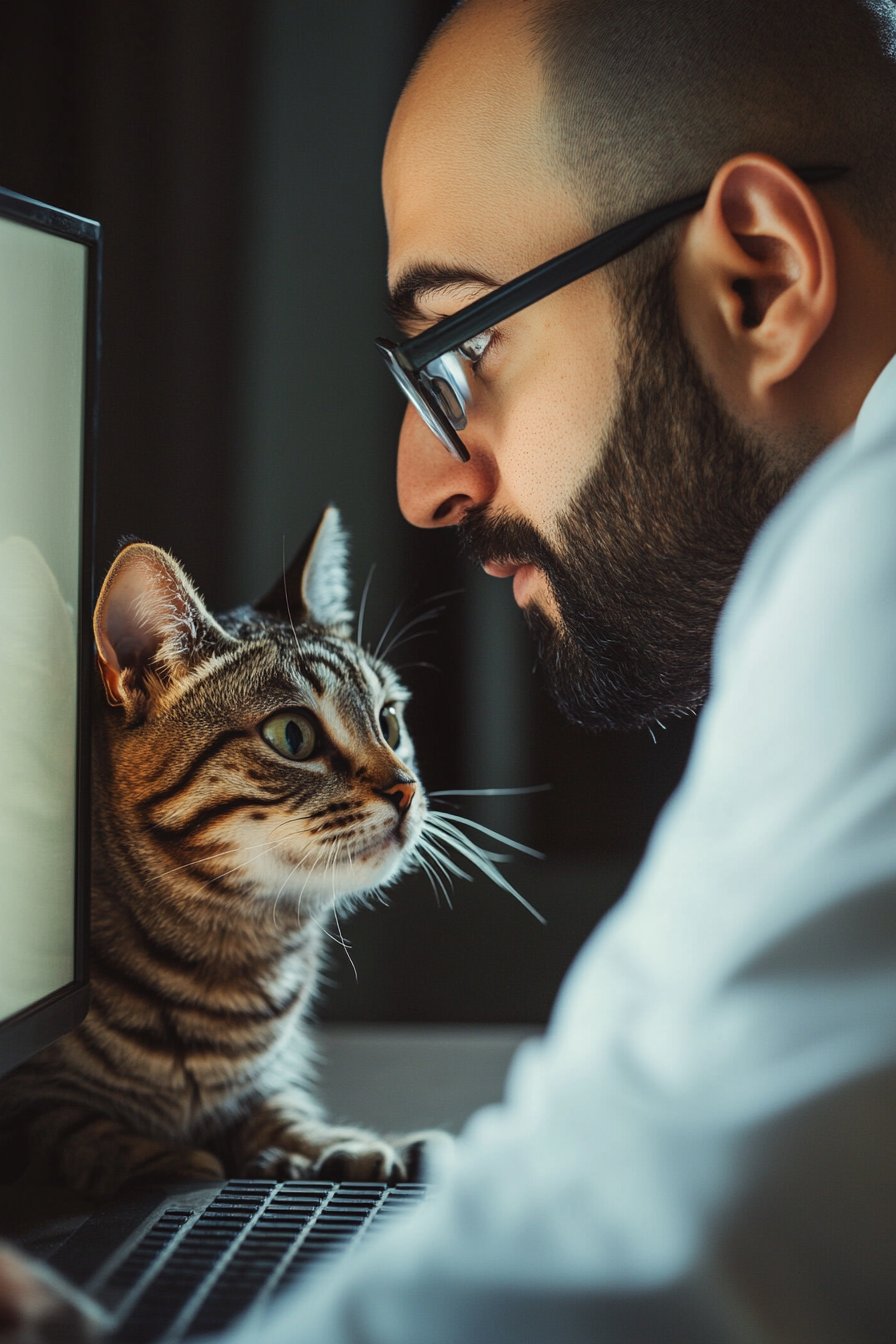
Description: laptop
0,185,425,1341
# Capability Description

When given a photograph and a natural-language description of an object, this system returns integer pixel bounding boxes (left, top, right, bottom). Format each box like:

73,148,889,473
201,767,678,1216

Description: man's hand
0,1243,109,1342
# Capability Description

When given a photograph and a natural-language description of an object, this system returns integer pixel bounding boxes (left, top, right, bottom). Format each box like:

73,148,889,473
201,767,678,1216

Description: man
5,0,896,1338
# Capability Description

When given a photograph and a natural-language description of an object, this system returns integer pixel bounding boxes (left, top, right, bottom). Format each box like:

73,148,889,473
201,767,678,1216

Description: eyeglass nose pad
428,375,466,429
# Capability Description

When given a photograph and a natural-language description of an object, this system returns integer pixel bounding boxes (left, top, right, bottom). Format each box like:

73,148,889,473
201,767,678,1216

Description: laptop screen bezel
0,185,100,1077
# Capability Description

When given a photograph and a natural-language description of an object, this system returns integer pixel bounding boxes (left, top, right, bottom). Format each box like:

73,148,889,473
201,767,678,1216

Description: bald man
6,0,896,1339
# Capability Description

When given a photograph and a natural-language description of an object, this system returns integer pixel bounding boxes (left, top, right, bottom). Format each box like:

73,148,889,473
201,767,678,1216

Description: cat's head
92,508,426,910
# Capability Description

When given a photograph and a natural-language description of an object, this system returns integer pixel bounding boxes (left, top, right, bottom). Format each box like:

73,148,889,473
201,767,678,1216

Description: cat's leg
27,1105,225,1198
229,1091,421,1184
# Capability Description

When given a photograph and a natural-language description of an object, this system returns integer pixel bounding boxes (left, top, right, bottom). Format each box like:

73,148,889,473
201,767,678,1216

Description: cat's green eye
261,711,317,762
379,704,401,750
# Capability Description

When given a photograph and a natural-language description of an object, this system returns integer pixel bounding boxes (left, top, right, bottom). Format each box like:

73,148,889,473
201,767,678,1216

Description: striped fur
0,509,442,1196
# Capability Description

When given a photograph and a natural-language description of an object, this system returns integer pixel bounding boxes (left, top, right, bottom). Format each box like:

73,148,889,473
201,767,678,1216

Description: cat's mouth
345,825,415,865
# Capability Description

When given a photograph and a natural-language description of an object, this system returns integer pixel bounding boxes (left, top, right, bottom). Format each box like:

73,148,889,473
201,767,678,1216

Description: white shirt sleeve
221,359,896,1343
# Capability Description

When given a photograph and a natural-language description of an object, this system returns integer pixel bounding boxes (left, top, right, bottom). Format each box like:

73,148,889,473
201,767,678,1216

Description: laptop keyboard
77,1180,426,1342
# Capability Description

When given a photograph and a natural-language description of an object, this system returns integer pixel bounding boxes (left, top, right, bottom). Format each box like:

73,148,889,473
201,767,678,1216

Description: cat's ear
94,543,229,711
254,506,352,631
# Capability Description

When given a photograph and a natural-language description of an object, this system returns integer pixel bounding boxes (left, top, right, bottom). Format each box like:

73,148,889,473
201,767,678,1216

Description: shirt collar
852,348,896,453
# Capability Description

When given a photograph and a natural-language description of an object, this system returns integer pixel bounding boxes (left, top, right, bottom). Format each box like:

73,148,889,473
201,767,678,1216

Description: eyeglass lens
376,339,473,460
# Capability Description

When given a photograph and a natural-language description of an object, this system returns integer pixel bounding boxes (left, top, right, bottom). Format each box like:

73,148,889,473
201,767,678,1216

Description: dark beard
459,262,796,732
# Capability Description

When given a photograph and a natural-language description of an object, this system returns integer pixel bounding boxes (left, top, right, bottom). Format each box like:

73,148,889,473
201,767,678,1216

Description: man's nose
396,405,497,528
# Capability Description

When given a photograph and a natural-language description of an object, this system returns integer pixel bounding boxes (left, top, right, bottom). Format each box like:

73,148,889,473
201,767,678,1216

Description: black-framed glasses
376,164,846,462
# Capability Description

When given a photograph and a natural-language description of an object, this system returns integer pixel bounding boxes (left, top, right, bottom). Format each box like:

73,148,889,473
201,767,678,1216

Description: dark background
0,0,694,1024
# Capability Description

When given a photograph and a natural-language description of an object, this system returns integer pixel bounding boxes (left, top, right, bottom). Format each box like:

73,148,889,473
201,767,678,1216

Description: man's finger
0,1242,111,1342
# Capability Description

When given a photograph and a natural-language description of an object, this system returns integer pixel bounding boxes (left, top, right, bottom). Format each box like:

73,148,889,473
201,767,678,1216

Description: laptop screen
0,190,99,1074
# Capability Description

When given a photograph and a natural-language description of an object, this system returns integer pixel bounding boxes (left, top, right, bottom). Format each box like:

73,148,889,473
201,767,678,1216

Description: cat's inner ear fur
254,506,352,631
94,544,229,710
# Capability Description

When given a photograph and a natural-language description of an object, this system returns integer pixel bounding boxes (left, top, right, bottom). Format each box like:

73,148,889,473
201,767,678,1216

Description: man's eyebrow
386,262,500,331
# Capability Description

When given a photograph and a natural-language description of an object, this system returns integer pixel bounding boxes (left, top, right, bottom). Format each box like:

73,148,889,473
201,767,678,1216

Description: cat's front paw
312,1129,453,1183
313,1137,406,1185
242,1147,315,1181
391,1129,455,1183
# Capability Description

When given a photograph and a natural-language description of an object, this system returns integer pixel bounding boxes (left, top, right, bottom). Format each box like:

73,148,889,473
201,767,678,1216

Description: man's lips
482,560,540,606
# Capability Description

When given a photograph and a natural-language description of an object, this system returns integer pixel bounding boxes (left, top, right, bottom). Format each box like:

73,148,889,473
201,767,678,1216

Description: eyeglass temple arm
400,164,847,373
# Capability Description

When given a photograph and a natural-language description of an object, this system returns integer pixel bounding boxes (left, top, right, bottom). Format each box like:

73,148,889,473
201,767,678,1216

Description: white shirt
225,352,896,1343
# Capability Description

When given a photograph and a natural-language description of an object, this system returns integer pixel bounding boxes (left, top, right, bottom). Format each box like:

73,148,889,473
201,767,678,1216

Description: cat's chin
262,831,419,907
334,833,418,889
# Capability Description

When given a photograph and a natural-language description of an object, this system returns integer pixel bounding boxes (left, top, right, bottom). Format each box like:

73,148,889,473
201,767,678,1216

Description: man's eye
456,329,493,363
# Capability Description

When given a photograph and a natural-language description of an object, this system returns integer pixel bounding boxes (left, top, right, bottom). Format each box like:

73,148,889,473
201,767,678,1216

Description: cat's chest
84,932,317,1106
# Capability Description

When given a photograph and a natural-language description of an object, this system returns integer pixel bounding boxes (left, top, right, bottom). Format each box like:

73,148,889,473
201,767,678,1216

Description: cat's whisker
174,846,281,900
379,627,440,660
302,840,360,971
373,596,408,661
420,818,547,924
419,834,489,918
428,785,552,798
330,845,359,982
294,848,327,927
270,835,316,930
415,841,454,910
309,909,359,961
174,824,320,906
428,810,545,859
378,607,447,661
281,534,305,665
159,838,280,878
266,810,323,839
356,562,376,646
272,856,308,930
425,827,511,865
426,820,526,870
373,586,462,661
417,834,474,886
344,838,361,896
327,838,340,902
144,805,319,849
378,597,452,655
413,843,443,906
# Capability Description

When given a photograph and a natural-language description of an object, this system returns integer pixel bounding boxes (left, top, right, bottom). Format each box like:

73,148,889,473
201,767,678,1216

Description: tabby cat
0,507,461,1197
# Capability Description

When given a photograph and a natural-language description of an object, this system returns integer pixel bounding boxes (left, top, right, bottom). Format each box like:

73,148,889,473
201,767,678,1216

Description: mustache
457,502,556,573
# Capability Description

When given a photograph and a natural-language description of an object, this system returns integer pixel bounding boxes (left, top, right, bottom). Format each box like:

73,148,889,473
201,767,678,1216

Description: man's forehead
382,0,585,313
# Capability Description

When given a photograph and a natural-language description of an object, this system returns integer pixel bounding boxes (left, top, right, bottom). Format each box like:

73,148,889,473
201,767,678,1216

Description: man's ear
254,506,352,631
676,154,837,406
94,543,230,713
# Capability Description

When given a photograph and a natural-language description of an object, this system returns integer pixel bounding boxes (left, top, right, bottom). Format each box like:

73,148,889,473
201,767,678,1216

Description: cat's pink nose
383,781,416,814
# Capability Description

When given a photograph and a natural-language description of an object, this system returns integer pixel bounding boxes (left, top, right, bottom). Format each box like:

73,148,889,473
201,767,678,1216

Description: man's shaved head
418,0,896,250
534,0,896,249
